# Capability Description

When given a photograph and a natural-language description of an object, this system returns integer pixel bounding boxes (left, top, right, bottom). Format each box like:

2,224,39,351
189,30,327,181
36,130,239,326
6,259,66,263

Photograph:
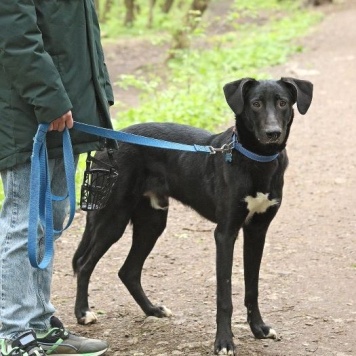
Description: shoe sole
45,348,108,356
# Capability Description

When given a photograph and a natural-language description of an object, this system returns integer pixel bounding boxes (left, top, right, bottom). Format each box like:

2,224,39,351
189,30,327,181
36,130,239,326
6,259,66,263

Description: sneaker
36,317,108,356
0,330,46,356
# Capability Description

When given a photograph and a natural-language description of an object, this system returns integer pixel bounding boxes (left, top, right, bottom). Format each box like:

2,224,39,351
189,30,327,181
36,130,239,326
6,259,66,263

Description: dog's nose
266,130,281,141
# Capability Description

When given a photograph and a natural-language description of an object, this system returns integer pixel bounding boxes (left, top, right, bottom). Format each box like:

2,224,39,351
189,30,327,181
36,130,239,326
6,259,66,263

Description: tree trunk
306,0,332,4
167,0,211,60
104,0,114,22
161,0,175,13
190,0,210,17
124,0,136,27
147,0,156,28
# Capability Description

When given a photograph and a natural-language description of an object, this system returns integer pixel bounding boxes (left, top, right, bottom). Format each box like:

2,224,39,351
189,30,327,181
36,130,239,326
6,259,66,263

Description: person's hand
48,110,74,131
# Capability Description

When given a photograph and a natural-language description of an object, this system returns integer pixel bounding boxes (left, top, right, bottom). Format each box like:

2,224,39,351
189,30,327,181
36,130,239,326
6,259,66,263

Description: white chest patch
244,192,279,222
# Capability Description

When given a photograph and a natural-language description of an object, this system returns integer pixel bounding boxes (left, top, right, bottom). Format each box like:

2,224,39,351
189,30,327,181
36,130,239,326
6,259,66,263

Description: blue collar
231,133,279,163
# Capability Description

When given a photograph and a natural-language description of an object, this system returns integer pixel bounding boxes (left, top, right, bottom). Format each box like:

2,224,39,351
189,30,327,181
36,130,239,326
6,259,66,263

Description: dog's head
223,77,313,147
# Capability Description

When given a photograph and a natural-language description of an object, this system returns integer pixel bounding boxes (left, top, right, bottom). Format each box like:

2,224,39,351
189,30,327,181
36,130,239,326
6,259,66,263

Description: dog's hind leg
119,197,171,318
73,207,132,325
243,219,278,339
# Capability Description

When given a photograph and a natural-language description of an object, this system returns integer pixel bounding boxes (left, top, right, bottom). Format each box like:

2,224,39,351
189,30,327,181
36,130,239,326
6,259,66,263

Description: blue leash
28,124,76,269
72,122,213,153
28,122,279,269
72,122,279,162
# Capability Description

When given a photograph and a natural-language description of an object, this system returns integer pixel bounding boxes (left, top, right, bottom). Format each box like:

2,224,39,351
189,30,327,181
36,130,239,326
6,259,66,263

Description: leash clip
209,142,233,155
208,146,217,154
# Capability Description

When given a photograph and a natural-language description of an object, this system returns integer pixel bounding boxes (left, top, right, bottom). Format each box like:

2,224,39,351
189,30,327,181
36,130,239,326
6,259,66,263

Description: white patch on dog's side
244,192,279,222
80,311,97,325
143,191,168,210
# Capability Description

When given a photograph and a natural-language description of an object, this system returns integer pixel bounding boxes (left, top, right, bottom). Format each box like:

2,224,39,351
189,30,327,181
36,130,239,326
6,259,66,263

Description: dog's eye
279,100,287,107
252,101,261,108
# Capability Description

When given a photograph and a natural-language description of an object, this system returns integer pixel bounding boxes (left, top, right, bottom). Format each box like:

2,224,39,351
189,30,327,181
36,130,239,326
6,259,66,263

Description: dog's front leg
243,221,277,339
214,225,238,355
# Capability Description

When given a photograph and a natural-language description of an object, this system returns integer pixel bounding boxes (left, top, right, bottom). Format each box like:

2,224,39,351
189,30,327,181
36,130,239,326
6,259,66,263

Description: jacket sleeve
0,0,73,123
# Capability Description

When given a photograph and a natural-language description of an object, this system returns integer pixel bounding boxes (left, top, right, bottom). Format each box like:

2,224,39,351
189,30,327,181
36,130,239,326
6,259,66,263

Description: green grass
0,0,322,207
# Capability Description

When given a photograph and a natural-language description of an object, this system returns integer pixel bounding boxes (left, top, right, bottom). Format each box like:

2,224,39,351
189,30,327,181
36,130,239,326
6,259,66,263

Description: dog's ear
223,78,257,115
280,77,313,115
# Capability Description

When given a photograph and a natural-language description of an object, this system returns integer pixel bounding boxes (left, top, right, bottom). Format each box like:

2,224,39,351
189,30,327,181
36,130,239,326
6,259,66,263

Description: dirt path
52,2,356,355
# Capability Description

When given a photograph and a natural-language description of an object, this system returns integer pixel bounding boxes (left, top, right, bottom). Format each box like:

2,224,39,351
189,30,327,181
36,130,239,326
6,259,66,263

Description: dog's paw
78,311,98,325
159,305,172,317
251,323,279,340
266,327,279,339
217,348,235,355
149,305,172,318
214,336,235,355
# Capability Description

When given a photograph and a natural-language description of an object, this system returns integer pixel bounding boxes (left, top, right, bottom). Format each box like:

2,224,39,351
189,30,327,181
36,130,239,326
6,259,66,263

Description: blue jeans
0,156,78,340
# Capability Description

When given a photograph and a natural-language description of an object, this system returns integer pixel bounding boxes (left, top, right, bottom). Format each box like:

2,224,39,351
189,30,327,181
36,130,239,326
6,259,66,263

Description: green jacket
0,0,115,171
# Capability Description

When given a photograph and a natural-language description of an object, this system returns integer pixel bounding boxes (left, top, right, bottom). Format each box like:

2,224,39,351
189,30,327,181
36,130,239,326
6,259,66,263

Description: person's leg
29,156,78,332
1,156,108,356
0,161,55,339
0,156,77,339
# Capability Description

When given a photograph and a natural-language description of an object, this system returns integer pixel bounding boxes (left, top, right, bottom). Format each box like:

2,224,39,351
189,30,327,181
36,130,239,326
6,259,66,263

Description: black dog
73,77,313,355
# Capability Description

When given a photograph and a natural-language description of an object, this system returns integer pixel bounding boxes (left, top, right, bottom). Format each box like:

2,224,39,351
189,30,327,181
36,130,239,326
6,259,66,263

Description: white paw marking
266,328,278,339
218,348,234,355
81,311,97,324
160,305,173,317
244,192,279,222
